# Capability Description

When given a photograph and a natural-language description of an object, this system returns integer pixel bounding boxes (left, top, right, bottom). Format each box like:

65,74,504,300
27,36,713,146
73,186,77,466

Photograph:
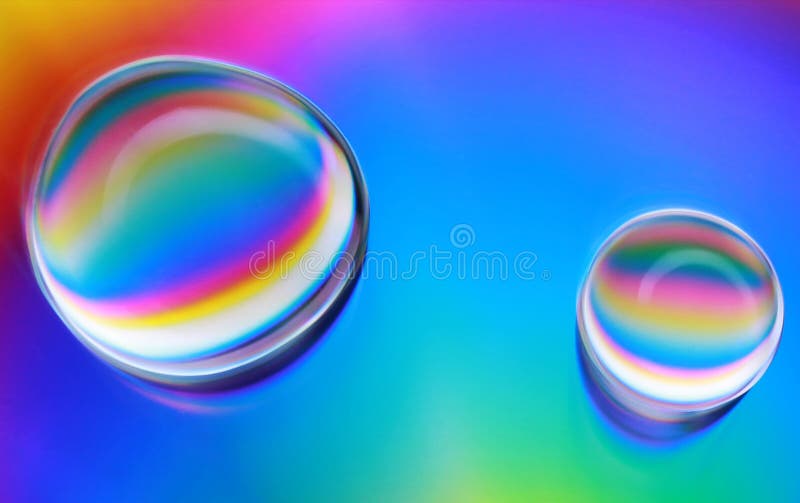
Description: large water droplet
27,57,368,389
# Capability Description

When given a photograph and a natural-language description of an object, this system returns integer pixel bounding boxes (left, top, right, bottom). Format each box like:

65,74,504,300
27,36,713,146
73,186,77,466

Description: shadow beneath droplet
120,270,365,413
576,327,740,446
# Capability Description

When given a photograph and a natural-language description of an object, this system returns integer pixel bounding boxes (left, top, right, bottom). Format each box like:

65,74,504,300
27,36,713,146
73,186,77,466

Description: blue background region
2,2,800,502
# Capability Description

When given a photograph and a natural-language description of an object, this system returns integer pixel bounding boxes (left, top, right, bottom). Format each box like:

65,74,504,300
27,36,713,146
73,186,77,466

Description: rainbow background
2,1,799,501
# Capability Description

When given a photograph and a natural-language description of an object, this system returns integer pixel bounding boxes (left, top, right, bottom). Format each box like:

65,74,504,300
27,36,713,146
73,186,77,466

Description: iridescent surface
578,210,783,423
6,3,800,501
26,58,368,388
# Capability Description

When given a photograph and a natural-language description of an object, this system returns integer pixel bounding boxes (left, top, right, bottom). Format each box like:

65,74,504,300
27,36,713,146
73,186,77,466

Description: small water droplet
578,209,782,433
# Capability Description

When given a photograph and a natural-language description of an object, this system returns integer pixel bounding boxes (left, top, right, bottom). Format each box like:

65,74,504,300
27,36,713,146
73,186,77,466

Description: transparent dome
27,58,369,388
578,209,782,423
